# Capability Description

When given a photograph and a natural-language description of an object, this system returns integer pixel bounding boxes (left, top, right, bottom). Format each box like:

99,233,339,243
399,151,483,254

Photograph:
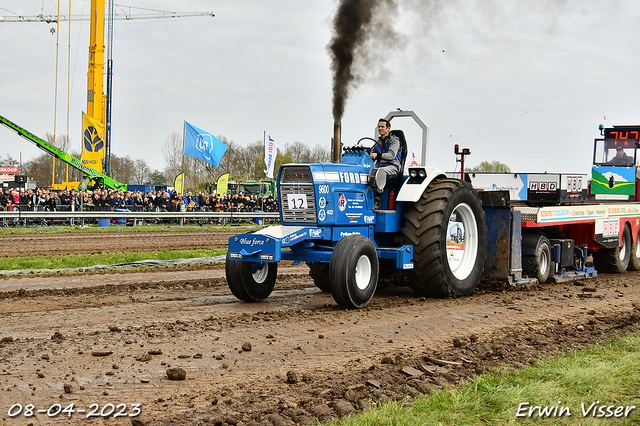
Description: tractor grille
279,166,316,224
280,184,317,223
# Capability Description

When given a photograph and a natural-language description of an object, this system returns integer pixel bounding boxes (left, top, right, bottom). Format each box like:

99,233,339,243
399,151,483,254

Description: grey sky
1,0,639,178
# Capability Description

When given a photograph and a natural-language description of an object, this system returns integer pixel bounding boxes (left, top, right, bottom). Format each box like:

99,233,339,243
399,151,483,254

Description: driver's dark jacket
372,133,402,173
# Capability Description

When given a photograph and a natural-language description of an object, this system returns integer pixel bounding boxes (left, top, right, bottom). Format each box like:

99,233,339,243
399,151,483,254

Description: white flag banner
264,132,278,178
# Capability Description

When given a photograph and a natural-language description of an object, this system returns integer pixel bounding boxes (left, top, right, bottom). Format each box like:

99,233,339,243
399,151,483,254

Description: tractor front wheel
225,254,277,302
330,235,379,309
402,179,487,298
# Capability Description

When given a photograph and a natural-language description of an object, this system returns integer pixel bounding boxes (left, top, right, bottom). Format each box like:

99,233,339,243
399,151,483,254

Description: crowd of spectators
0,187,279,213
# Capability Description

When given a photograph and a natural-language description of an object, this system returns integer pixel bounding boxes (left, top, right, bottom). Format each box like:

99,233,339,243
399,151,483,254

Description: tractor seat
385,129,408,191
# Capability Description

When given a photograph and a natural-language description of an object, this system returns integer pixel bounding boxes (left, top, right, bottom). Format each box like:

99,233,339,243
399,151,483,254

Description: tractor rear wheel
593,224,631,273
330,235,379,309
522,234,552,283
307,262,331,292
225,254,277,302
401,179,487,298
628,226,640,271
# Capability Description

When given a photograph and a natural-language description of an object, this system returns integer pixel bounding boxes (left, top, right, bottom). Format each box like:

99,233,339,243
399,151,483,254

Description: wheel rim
251,262,268,283
446,203,479,280
539,245,549,277
355,255,372,290
620,233,628,262
636,230,640,259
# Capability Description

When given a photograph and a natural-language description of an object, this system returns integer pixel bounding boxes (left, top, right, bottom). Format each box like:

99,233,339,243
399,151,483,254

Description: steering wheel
356,137,378,155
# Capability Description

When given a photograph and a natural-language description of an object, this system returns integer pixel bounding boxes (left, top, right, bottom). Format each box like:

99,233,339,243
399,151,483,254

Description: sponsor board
591,166,635,196
446,221,466,272
309,228,322,238
281,230,308,245
535,203,640,223
528,173,559,202
468,173,527,200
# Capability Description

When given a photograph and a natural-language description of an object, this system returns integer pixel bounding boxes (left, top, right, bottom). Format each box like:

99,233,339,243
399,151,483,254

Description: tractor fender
395,166,447,203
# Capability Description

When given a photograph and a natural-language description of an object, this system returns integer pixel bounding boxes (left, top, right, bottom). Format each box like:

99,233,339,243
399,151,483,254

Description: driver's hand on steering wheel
370,152,378,160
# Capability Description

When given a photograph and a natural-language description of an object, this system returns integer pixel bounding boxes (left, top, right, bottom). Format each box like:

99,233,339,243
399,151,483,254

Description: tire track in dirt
0,229,244,257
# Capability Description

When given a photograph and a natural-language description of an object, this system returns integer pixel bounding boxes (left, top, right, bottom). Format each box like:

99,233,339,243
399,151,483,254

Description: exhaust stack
333,121,341,163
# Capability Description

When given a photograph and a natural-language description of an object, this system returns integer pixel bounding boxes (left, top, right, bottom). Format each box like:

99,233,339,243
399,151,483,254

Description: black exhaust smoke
328,0,376,123
328,0,400,123
328,0,401,162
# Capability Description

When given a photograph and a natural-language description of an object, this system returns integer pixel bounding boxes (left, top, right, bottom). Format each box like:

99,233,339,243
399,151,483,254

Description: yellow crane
1,3,214,188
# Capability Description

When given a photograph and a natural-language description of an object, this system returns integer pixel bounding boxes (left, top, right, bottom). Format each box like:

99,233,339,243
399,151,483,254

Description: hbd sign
529,181,558,191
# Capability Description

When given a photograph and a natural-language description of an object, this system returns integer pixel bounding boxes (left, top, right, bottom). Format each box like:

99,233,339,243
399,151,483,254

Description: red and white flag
411,149,418,166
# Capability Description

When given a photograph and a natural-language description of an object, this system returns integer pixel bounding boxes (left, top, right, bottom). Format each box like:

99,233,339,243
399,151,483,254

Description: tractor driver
370,118,402,191
609,147,634,165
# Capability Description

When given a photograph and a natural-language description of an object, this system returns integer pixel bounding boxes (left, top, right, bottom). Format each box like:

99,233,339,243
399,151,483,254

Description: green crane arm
0,114,127,191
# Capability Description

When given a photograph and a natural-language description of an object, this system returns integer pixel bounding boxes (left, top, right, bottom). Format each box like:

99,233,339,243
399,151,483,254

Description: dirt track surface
0,230,240,257
1,230,640,426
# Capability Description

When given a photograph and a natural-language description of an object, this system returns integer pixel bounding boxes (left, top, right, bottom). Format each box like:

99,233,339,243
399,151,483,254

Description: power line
0,8,214,23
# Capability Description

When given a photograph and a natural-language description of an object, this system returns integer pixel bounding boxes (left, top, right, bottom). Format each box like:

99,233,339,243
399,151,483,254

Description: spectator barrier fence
0,207,280,227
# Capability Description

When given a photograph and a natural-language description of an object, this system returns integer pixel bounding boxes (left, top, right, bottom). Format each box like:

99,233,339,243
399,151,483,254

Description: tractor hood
276,150,376,227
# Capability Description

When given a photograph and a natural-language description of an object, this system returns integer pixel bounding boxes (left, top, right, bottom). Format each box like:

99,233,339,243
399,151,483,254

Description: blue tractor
226,111,487,308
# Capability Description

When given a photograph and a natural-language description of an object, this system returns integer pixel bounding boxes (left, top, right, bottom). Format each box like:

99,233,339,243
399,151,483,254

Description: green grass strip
335,333,640,425
1,249,227,271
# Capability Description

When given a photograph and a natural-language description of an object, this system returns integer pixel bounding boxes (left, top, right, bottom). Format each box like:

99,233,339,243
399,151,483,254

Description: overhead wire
0,7,19,15
70,0,86,104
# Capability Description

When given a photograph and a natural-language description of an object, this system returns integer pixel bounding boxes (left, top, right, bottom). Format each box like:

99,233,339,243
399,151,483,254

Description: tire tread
401,179,486,298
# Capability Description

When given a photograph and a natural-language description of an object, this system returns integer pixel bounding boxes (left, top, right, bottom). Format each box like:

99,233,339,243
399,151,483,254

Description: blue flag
184,121,228,166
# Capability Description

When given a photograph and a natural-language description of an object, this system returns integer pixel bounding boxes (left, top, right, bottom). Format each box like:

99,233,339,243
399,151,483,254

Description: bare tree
285,141,312,163
216,138,247,180
111,154,136,183
35,133,85,185
131,159,151,184
0,154,19,167
468,161,511,173
274,152,294,175
23,153,54,187
147,170,167,185
243,140,265,180
310,143,331,162
16,127,334,191
162,132,184,181
155,131,332,190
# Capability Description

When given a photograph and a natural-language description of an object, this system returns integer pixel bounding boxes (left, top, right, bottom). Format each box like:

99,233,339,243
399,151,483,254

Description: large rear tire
522,234,552,283
225,254,277,302
628,226,640,271
307,262,331,292
330,235,379,309
402,179,487,298
593,224,631,273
